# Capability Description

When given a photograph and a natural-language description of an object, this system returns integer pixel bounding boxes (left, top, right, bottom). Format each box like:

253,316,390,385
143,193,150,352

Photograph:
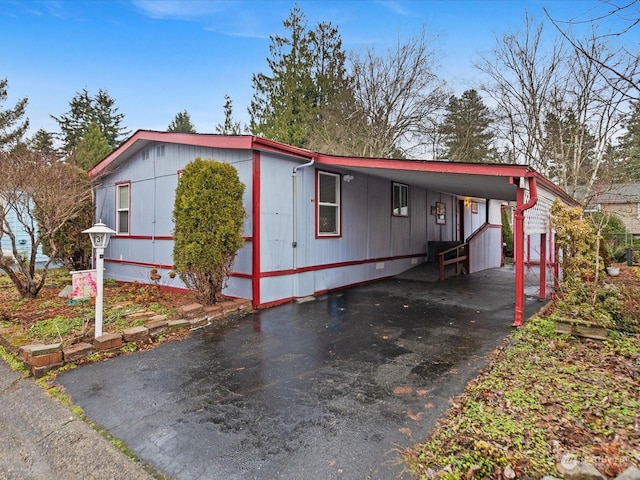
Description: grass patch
27,316,86,343
404,317,640,478
0,344,27,373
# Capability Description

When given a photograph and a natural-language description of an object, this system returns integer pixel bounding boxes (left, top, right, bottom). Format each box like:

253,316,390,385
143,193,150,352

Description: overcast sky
1,0,634,139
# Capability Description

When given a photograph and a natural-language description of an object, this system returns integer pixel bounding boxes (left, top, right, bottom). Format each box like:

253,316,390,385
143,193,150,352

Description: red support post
539,232,546,301
513,176,538,327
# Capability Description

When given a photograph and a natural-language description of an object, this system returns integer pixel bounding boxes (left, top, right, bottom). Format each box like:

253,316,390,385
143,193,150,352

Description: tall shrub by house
172,158,245,304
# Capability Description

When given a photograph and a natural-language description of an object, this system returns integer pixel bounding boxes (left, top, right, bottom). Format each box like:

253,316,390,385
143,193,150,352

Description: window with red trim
116,183,130,235
317,171,341,236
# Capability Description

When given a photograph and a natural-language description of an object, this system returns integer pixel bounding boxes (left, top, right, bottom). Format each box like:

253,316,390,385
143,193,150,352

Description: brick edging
8,299,252,378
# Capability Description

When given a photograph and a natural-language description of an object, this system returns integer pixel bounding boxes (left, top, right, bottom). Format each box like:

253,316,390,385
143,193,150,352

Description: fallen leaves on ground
404,315,640,479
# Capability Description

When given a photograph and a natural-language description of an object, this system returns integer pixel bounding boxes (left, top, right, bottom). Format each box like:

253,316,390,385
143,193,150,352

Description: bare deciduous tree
477,14,636,201
476,15,564,170
545,1,639,99
569,29,636,195
348,29,448,159
0,150,92,297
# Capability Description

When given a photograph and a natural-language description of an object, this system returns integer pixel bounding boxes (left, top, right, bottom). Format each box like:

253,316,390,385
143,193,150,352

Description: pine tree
248,5,349,148
0,78,29,152
215,95,242,135
543,111,596,190
73,122,112,170
619,101,640,181
52,88,129,156
168,110,196,133
439,89,495,162
29,129,58,157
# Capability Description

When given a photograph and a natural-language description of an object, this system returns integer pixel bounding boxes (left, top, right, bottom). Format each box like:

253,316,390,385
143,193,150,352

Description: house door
458,199,465,242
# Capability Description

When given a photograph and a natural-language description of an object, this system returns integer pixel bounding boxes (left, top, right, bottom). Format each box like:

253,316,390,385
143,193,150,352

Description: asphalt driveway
56,265,545,480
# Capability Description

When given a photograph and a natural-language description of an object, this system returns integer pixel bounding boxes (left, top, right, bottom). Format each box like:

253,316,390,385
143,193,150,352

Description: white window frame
116,183,130,235
317,171,341,237
392,182,409,217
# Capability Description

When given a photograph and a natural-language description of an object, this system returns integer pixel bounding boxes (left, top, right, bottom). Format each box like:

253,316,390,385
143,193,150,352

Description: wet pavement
56,265,546,480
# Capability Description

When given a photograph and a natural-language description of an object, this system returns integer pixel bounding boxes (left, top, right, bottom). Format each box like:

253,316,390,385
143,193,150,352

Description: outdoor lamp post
82,221,116,337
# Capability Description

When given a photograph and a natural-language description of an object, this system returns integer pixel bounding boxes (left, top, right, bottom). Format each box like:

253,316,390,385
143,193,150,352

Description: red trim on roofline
90,130,575,205
316,154,529,176
316,155,576,205
89,130,315,178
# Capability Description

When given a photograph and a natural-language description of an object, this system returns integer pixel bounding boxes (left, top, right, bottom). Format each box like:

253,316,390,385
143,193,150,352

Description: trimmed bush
172,158,245,304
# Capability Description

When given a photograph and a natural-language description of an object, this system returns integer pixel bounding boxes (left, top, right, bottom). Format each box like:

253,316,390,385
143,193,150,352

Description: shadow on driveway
56,265,546,480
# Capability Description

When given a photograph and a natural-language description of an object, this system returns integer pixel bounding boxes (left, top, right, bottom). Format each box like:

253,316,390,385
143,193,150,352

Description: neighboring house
0,200,48,265
88,130,576,326
584,183,640,237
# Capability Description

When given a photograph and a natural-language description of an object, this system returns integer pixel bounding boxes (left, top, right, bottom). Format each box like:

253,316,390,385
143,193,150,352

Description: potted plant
599,237,620,276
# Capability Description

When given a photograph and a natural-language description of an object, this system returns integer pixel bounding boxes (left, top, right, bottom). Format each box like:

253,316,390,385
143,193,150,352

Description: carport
316,155,578,326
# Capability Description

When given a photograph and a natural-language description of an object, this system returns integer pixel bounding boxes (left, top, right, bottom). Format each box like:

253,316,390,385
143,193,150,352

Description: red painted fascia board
317,155,576,205
315,154,531,176
532,173,578,206
251,136,315,159
89,130,316,178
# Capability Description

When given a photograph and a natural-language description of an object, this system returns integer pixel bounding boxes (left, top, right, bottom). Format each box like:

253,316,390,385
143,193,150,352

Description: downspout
292,159,315,270
513,174,538,327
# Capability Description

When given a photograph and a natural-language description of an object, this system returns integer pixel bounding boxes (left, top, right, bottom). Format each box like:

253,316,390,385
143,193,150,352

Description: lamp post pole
82,222,116,338
95,244,105,337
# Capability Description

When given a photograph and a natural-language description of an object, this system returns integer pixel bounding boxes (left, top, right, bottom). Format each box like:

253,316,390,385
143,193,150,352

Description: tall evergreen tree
73,122,112,170
215,95,242,135
618,100,640,181
248,5,349,148
0,78,29,152
543,110,596,190
28,129,58,157
52,88,129,156
168,110,196,133
438,89,495,162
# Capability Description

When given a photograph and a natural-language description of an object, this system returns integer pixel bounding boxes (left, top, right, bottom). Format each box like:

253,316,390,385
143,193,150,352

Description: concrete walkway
0,359,155,479
51,265,546,480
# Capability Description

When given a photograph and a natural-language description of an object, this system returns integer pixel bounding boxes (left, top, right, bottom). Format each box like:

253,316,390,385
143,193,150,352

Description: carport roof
315,154,563,203
89,129,575,205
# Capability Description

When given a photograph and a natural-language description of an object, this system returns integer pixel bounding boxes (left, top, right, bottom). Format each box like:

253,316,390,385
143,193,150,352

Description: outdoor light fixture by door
82,221,116,337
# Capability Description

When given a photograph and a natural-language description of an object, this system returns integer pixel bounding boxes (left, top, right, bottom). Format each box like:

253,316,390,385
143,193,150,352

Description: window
116,183,130,235
156,145,165,157
317,171,341,236
392,182,409,216
142,149,150,160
